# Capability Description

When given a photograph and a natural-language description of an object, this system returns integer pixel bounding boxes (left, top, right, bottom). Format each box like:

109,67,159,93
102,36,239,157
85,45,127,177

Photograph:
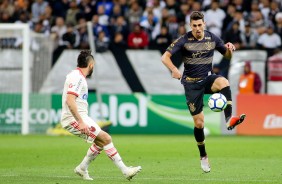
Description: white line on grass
0,175,279,183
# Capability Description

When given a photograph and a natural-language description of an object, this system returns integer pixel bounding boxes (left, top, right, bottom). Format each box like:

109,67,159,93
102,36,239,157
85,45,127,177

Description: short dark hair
77,50,94,68
190,11,204,22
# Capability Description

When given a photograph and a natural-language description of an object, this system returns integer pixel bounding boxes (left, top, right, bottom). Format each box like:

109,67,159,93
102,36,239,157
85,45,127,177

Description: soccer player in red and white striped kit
61,50,141,180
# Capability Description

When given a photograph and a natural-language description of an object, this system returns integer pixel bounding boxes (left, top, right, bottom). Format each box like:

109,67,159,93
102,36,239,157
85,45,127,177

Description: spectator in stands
205,0,226,37
174,24,187,39
238,61,262,94
226,10,245,33
240,22,259,50
177,3,190,24
233,0,244,12
109,15,129,41
40,5,54,35
97,4,109,26
51,16,67,48
165,0,179,17
150,0,164,21
140,10,159,42
52,22,80,66
126,1,143,31
223,21,242,50
96,0,114,16
91,14,110,38
268,1,280,25
77,18,89,49
66,0,79,26
154,25,172,54
250,11,267,35
77,0,94,21
31,0,48,23
127,23,149,49
109,4,123,24
222,4,236,32
0,0,14,18
0,10,13,23
95,30,110,53
257,24,281,57
259,0,271,22
274,12,282,41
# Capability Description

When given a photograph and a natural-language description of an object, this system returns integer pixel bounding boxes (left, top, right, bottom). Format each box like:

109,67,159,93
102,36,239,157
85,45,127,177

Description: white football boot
74,166,93,180
123,166,142,180
200,156,211,173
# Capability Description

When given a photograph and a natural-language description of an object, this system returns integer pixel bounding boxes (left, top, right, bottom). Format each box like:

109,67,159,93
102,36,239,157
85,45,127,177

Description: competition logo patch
82,94,88,100
189,103,196,113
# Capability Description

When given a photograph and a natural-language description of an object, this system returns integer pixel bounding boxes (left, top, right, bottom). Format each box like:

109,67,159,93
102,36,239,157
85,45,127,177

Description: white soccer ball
208,93,227,112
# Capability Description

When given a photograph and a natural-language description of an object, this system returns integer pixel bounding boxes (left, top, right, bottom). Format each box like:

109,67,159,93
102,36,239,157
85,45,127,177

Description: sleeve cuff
67,91,79,97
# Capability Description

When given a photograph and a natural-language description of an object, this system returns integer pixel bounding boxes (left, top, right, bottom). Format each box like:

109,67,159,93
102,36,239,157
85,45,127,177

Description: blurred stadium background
0,0,282,183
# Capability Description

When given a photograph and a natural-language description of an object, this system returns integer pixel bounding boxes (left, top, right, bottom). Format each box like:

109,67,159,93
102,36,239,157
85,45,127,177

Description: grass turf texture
0,135,281,184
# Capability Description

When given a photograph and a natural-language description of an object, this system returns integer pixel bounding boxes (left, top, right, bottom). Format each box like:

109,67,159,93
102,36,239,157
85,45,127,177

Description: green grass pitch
0,134,282,184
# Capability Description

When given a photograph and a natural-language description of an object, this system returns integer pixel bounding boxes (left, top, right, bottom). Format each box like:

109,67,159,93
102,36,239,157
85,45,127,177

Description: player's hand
171,67,182,80
225,42,236,52
78,121,90,135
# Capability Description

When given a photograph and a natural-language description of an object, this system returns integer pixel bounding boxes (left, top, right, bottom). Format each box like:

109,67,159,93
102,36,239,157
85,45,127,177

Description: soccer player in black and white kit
61,50,141,180
161,11,246,173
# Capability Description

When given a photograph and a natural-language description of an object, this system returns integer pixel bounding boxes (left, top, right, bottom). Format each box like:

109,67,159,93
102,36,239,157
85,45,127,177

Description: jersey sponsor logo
205,37,211,40
82,94,88,100
189,103,196,113
192,51,208,58
188,37,194,41
75,78,82,91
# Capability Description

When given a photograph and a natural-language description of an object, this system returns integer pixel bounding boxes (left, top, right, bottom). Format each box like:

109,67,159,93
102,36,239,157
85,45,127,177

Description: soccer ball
208,93,227,112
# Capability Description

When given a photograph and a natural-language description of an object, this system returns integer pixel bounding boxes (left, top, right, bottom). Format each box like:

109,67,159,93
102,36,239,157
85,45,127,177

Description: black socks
220,86,232,122
194,127,206,157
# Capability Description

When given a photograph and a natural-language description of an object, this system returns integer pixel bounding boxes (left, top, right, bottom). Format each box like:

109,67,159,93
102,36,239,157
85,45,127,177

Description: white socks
79,142,128,173
104,142,128,173
80,144,102,171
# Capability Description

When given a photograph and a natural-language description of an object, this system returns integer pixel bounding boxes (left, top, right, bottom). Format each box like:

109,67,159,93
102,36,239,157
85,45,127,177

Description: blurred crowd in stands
1,0,282,64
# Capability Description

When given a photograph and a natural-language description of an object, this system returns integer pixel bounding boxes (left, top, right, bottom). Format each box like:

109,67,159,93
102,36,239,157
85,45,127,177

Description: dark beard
86,68,93,78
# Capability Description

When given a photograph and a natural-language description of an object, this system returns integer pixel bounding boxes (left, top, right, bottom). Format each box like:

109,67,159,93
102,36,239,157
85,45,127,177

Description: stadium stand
40,50,131,94
126,50,183,94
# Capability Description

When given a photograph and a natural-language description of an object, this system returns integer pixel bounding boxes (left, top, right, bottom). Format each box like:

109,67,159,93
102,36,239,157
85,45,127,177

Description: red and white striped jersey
61,68,88,127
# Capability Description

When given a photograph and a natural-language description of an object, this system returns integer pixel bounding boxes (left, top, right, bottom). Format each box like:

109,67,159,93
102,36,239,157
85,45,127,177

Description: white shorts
63,115,102,143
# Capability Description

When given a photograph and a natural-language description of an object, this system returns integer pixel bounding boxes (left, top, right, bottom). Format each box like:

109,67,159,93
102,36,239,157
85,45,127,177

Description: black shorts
182,75,221,116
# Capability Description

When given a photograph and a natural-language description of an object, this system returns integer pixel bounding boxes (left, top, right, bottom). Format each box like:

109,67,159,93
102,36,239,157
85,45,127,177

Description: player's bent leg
95,131,142,180
63,116,103,180
226,114,246,130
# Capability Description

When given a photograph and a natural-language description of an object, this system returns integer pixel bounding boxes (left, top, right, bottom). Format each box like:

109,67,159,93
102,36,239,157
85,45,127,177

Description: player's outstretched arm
66,94,89,135
161,51,182,79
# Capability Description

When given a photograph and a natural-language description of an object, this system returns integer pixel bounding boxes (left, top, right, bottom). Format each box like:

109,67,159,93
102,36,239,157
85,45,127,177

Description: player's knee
96,131,112,146
219,77,229,87
103,134,112,145
193,117,204,128
194,121,204,128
